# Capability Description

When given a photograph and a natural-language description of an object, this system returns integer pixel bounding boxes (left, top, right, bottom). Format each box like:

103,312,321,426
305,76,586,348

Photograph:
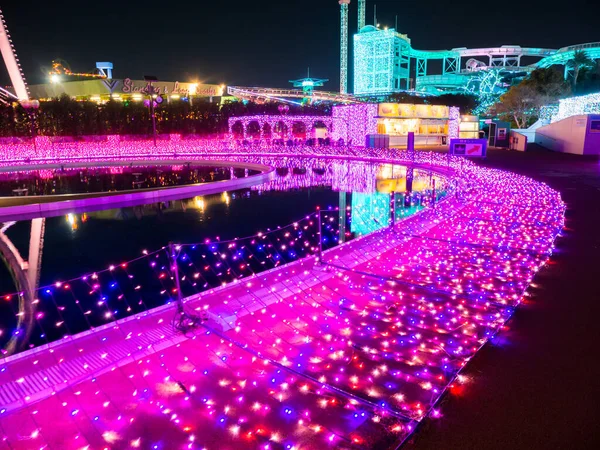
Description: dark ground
404,146,600,450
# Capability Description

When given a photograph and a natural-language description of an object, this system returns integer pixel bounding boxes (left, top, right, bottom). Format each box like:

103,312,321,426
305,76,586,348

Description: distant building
354,26,411,96
332,102,461,146
27,78,225,103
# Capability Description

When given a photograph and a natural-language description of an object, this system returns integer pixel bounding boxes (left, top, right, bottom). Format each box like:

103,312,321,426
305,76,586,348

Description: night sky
1,0,599,90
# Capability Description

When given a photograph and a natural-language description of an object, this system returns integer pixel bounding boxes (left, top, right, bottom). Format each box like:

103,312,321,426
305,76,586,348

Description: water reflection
0,164,250,197
54,159,449,240
51,159,450,239
1,157,452,353
74,191,242,225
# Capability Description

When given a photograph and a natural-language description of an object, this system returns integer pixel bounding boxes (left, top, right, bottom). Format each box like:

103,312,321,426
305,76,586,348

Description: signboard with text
29,78,224,99
449,138,487,157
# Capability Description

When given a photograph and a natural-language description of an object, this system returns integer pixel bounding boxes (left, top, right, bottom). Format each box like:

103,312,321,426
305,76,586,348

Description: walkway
405,147,600,450
0,154,564,449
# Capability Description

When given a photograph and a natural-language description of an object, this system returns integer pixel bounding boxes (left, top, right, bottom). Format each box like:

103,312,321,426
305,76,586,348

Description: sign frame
449,138,488,158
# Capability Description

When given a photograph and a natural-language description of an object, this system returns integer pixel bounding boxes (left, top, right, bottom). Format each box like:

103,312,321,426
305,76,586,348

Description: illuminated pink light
0,149,565,449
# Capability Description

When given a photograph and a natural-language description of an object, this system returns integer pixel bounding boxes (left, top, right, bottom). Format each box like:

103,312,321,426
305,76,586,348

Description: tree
493,68,570,128
574,59,600,94
433,94,478,114
494,84,542,128
526,67,570,98
568,50,594,90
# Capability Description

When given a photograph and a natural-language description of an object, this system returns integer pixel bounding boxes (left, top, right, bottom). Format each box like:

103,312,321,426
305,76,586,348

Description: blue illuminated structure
350,191,390,235
354,26,411,95
339,0,351,94
289,72,328,100
352,19,600,101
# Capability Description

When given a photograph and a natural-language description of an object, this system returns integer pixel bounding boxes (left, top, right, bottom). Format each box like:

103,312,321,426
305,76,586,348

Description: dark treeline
0,95,332,137
0,93,476,137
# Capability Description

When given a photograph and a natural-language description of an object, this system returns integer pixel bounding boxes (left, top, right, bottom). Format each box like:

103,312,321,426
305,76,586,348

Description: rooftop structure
289,70,329,99
354,26,411,95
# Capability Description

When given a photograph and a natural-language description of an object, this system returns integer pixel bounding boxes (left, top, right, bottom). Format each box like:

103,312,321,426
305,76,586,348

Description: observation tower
358,0,366,30
339,0,351,94
289,69,328,103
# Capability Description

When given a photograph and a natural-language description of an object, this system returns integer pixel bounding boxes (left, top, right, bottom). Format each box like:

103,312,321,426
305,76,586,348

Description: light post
143,75,162,147
169,242,203,333
21,99,40,152
188,83,197,107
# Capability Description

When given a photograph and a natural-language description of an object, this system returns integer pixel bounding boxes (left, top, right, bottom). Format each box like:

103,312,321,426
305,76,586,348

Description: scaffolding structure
358,0,366,30
349,2,600,99
339,0,351,94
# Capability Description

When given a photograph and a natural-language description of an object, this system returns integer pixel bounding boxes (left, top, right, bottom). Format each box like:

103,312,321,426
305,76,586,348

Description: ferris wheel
0,7,28,101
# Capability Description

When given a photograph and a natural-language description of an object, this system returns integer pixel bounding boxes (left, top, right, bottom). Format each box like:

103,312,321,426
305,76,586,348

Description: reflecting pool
0,157,448,351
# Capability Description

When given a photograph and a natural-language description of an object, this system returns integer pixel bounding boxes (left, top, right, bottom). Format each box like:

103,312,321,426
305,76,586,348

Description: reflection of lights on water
194,196,205,211
378,164,394,179
222,191,230,205
66,213,78,230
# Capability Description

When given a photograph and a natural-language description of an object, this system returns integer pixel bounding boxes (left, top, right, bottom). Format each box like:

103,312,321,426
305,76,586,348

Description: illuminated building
353,26,411,95
534,93,600,154
458,115,481,138
352,20,600,100
531,93,600,155
27,77,225,103
332,103,460,146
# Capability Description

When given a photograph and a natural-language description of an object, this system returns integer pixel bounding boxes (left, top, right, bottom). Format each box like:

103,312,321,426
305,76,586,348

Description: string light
0,149,564,449
550,92,600,123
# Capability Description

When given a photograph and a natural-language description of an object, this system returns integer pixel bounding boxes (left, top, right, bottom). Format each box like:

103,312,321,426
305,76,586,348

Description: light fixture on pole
143,75,162,147
21,99,40,151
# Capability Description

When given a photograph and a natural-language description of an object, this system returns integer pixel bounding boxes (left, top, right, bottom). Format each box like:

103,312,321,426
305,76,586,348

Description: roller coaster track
409,45,557,61
0,85,17,105
227,86,357,103
536,42,600,68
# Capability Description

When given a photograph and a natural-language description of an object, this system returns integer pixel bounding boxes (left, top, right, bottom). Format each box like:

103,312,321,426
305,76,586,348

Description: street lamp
21,99,40,151
143,75,162,147
188,83,198,107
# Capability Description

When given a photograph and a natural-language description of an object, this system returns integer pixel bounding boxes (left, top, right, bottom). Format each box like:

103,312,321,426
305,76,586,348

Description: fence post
317,210,323,263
